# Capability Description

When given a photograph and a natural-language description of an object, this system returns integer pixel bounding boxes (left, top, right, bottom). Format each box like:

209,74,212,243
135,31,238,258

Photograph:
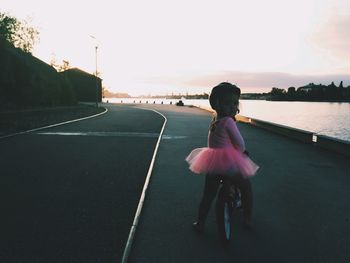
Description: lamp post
90,35,99,107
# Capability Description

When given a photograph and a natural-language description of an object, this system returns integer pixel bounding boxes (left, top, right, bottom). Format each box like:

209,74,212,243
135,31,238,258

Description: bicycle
215,177,242,245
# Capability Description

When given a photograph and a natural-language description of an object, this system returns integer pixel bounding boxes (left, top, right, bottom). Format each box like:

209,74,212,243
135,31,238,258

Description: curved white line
35,131,160,138
0,107,108,140
121,108,167,263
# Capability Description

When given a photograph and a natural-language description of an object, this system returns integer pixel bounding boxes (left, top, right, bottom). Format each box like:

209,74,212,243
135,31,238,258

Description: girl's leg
197,175,220,226
230,176,253,226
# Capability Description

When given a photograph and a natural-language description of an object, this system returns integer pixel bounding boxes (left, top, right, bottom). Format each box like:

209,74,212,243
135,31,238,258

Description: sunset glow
2,0,350,95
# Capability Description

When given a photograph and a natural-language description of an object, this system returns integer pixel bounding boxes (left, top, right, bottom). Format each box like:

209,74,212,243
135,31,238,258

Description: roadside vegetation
0,12,76,111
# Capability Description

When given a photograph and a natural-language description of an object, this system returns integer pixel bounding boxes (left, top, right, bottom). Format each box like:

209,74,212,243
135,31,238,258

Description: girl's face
218,94,239,117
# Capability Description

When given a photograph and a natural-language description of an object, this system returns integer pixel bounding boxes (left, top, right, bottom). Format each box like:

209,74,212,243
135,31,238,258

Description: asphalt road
128,104,350,263
0,104,164,263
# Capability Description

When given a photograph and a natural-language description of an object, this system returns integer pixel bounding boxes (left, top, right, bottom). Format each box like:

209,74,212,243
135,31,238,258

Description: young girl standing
186,82,259,232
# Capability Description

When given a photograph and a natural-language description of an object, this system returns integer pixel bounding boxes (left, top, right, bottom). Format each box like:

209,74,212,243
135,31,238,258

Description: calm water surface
239,100,350,142
105,98,350,142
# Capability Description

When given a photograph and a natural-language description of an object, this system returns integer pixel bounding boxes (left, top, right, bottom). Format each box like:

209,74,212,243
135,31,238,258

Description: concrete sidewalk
128,104,350,263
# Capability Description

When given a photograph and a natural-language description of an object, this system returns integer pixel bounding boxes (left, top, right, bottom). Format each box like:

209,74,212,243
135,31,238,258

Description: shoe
236,198,242,209
192,221,204,233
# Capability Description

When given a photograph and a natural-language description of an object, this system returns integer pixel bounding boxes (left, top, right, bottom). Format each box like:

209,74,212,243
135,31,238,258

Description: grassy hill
0,39,76,110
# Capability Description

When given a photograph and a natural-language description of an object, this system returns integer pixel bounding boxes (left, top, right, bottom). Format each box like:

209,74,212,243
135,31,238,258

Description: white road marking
0,108,108,140
35,132,188,139
35,131,159,138
121,108,167,263
162,135,187,139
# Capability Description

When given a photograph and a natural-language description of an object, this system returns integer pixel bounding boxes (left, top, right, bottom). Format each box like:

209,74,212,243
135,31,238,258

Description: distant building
298,87,312,93
0,39,77,108
60,68,102,102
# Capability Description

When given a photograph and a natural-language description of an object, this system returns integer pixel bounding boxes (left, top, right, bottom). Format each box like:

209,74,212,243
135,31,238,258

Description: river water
104,98,350,142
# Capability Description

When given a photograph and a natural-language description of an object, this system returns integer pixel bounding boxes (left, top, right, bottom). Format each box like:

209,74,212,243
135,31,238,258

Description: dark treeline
147,93,209,100
105,84,350,103
268,82,350,102
103,90,131,98
0,39,77,110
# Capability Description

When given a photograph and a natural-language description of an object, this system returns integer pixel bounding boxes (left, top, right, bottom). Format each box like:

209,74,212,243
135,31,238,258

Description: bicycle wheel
216,189,234,244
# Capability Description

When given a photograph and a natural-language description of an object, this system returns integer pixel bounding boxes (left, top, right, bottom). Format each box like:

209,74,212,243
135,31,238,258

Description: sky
2,0,350,96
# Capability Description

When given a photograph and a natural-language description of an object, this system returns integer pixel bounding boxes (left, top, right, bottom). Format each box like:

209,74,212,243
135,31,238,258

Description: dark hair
209,82,241,111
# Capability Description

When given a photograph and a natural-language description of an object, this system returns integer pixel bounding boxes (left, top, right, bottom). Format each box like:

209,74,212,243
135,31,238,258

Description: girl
186,82,259,232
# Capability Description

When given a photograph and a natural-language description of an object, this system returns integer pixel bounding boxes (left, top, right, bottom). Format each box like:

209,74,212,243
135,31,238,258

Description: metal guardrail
236,115,314,143
236,115,350,158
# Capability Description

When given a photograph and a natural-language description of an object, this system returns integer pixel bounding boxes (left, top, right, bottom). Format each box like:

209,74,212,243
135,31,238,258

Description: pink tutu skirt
186,147,259,178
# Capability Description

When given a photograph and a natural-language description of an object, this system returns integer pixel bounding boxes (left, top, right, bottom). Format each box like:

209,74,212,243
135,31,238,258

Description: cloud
136,70,350,96
181,71,350,90
310,11,350,62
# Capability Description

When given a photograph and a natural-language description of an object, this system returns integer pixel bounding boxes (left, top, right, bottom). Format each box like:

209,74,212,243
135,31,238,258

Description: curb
0,107,108,140
121,108,167,263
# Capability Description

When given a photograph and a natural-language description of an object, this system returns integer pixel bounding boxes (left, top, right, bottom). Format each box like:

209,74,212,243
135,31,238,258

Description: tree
49,53,71,72
0,12,39,53
50,53,59,69
58,60,71,72
287,87,296,100
287,87,296,94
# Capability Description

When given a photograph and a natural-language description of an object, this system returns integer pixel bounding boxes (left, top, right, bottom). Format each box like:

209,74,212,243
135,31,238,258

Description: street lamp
90,35,99,107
